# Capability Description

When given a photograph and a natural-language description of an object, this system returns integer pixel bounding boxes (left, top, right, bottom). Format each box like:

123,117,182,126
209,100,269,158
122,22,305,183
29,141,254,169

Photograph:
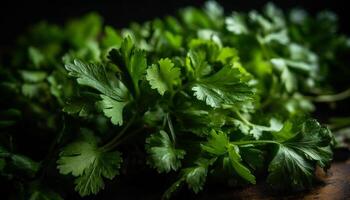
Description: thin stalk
100,115,136,152
327,117,350,130
167,113,176,144
231,140,279,146
108,126,145,148
234,110,254,127
312,88,350,102
40,115,66,180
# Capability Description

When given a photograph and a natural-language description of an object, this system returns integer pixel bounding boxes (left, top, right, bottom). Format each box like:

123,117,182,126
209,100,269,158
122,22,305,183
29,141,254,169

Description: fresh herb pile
1,2,350,199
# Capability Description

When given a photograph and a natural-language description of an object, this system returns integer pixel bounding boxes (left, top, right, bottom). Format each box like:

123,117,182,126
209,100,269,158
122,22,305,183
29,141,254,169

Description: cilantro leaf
202,130,256,183
184,159,211,193
146,58,181,95
267,119,333,189
74,150,122,196
192,64,254,108
163,158,214,198
268,145,314,189
240,147,265,171
28,183,63,200
108,37,147,96
102,26,122,49
65,59,127,101
65,59,130,125
57,141,97,176
226,144,256,184
63,97,95,117
201,130,229,155
146,130,185,173
97,95,128,126
226,12,249,35
57,140,122,196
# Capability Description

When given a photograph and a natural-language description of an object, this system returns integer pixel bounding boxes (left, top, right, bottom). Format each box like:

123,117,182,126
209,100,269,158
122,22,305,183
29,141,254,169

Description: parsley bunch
1,2,349,199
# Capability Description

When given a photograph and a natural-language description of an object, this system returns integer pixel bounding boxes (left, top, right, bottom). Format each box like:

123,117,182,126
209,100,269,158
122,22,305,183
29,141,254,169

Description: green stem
40,115,66,181
231,140,279,146
312,88,350,102
100,115,136,152
234,110,254,127
108,126,145,148
327,117,350,130
167,113,176,144
257,35,272,59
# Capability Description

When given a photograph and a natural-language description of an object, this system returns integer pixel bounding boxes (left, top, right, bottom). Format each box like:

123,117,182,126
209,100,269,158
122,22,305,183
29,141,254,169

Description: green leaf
65,13,102,48
267,145,313,189
65,59,128,101
107,37,147,96
0,146,40,177
235,118,283,139
28,47,45,67
186,50,211,79
102,26,122,49
227,144,256,184
176,102,227,136
29,190,63,200
201,130,229,155
240,147,264,171
192,64,253,108
225,12,248,34
204,1,224,21
184,158,213,193
146,58,181,95
98,94,127,126
57,141,97,176
129,49,147,86
270,58,297,92
63,97,94,117
202,131,255,183
74,150,122,196
163,158,214,198
267,119,333,189
29,185,63,200
146,130,185,173
57,140,122,196
65,59,130,125
21,83,47,98
20,70,47,83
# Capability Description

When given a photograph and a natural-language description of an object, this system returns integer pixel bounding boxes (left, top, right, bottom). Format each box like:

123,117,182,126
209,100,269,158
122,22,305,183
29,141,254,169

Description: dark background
0,0,349,48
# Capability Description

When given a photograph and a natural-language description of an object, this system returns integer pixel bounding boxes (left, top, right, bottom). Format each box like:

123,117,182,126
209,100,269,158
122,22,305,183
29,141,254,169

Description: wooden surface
96,150,350,199
208,159,350,200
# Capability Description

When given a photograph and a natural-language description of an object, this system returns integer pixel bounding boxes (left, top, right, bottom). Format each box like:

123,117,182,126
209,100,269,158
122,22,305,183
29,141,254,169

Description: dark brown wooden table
205,156,350,200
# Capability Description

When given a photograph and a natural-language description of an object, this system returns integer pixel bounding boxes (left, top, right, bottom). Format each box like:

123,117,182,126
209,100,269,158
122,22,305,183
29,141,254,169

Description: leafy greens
1,1,350,199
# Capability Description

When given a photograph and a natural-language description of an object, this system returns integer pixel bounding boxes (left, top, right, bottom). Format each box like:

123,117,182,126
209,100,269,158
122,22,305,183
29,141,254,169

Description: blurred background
1,0,350,48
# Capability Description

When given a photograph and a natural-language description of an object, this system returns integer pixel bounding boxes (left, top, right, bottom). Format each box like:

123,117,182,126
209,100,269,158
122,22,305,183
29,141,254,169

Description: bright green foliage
146,130,185,173
1,1,349,199
201,130,256,183
57,138,122,196
65,59,128,100
146,58,181,95
192,65,253,108
98,95,127,126
65,59,129,125
267,119,333,189
107,36,147,97
163,158,214,198
227,144,256,184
